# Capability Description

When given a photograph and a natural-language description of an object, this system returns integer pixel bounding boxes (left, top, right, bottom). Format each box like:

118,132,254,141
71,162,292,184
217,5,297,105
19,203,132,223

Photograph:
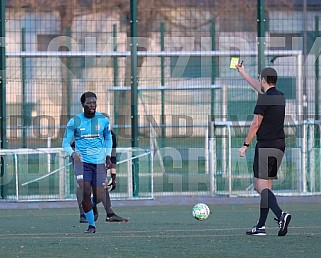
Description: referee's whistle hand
239,146,247,157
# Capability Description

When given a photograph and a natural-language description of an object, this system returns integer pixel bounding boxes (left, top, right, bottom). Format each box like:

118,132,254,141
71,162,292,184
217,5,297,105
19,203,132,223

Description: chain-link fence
1,0,321,199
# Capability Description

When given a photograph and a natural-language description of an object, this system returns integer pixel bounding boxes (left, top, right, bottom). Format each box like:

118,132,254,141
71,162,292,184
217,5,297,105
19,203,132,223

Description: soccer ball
192,203,210,221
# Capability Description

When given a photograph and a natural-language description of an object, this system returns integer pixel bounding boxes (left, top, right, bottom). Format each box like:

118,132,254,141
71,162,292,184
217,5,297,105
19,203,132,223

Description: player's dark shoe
276,212,291,236
106,214,129,223
79,214,87,223
246,226,266,236
85,225,96,234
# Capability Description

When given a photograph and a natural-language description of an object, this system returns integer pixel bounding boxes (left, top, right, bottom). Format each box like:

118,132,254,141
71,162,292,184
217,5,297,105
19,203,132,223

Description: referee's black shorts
253,139,285,179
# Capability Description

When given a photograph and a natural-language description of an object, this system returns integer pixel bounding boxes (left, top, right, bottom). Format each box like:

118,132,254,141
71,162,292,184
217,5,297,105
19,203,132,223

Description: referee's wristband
243,142,250,147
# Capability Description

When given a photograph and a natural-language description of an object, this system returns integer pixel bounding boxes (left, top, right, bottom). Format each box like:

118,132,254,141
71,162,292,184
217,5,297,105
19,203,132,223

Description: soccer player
62,91,113,233
102,129,129,222
236,65,292,236
74,129,128,223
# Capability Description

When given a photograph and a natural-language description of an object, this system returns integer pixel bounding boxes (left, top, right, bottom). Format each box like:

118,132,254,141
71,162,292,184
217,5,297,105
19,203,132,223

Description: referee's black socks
263,189,282,217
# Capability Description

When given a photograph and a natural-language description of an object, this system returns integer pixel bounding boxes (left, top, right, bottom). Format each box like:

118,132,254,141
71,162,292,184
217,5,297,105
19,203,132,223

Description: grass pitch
0,201,320,257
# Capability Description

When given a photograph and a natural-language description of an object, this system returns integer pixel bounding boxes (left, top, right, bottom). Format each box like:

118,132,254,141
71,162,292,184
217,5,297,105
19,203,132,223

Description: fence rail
209,120,321,196
0,147,152,202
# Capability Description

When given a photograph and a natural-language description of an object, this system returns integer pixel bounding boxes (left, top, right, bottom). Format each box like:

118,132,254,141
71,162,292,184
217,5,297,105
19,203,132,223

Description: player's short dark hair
261,67,278,85
80,91,97,104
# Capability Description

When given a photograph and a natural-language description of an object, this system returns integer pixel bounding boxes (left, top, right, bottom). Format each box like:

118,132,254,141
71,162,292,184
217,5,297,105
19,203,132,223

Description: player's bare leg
91,184,128,223
76,182,87,223
82,181,96,233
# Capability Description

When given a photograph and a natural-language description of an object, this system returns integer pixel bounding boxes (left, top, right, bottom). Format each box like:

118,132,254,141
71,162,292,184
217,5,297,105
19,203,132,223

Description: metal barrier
0,147,152,201
209,120,321,196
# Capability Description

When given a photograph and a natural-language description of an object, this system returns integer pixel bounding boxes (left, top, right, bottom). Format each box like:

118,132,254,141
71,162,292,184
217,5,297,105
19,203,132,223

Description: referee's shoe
246,226,266,236
276,212,291,236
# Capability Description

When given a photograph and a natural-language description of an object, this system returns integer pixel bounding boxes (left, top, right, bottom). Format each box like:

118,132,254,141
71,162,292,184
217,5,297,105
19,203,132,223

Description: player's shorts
74,161,107,187
253,139,285,179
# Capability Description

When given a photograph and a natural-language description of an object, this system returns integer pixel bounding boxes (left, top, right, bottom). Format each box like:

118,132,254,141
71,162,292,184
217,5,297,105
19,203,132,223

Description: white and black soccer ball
192,203,210,221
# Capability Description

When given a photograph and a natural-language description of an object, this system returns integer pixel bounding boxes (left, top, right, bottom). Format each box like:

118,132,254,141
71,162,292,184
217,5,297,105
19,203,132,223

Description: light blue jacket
62,112,112,164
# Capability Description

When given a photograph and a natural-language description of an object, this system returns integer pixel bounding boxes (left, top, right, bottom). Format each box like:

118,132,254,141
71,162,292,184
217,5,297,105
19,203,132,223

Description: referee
236,65,291,236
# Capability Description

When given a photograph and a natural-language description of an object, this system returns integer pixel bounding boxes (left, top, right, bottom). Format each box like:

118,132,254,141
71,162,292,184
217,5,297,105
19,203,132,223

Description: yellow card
230,57,240,69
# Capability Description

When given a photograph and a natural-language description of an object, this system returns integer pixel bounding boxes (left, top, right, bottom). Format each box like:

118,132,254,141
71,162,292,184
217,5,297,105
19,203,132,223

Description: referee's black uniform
253,87,286,179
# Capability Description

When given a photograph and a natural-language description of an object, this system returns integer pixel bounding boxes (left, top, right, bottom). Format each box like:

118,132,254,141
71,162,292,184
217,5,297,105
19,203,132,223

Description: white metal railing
209,120,321,196
0,147,152,202
6,50,303,58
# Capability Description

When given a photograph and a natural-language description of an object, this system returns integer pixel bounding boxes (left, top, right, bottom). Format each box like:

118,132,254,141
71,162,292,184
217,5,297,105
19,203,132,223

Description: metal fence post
0,1,7,199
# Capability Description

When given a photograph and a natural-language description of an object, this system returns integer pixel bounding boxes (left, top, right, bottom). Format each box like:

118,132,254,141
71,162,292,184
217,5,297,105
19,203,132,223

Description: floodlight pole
130,0,139,197
257,0,266,75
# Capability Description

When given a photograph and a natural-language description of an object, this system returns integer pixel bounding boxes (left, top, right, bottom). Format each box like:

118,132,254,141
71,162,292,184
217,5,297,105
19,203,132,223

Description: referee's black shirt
253,87,285,141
